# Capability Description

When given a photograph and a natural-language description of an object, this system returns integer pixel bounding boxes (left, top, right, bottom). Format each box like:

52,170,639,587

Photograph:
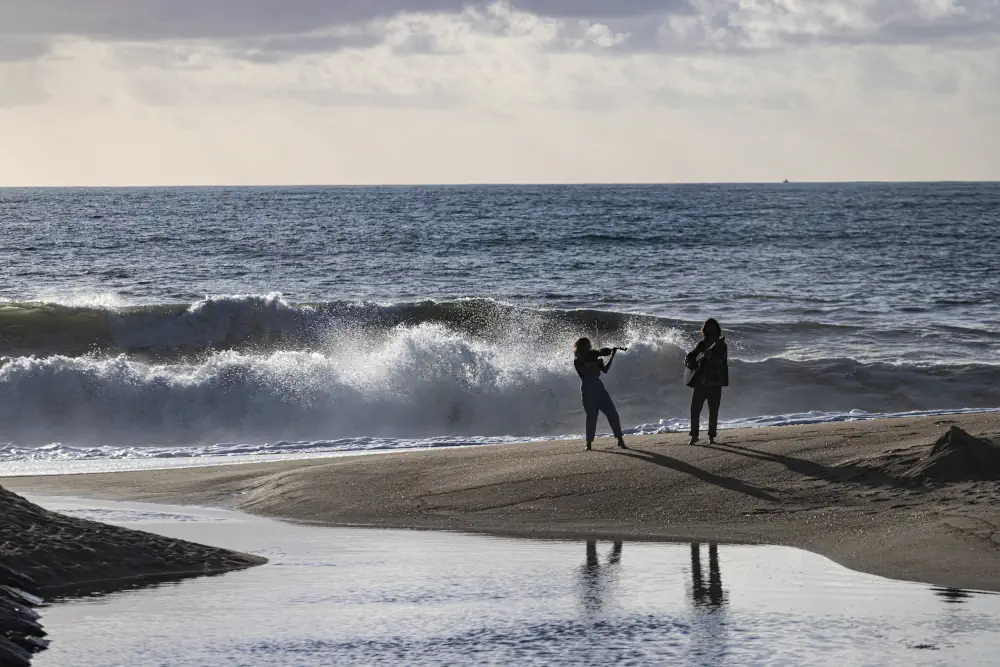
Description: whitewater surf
0,295,997,462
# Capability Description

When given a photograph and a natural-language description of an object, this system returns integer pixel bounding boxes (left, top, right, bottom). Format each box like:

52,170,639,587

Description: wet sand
6,412,1000,592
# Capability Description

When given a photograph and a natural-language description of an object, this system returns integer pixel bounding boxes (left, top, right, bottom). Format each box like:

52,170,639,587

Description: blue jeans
582,382,623,442
690,386,722,438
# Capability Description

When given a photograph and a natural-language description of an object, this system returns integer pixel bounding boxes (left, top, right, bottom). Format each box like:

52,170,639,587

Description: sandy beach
6,412,1000,592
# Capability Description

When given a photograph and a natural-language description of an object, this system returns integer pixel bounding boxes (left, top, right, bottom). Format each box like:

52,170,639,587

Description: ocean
1,183,998,463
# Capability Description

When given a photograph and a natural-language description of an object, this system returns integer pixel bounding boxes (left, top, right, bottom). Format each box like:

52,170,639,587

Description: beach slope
7,413,1000,591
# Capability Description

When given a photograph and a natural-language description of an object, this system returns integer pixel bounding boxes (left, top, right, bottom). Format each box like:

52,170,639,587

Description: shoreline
5,406,1000,479
6,412,1000,592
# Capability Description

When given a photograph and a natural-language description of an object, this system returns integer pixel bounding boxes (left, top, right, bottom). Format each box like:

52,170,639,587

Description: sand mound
0,485,265,596
900,426,1000,483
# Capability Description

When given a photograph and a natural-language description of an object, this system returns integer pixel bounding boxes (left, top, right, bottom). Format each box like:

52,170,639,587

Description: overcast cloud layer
1,0,998,184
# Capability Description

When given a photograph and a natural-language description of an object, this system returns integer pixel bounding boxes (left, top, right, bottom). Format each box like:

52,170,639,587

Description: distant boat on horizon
782,179,790,184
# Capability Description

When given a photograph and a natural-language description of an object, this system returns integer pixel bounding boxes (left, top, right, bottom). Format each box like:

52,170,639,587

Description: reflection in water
578,540,730,617
579,540,622,614
35,503,1000,667
926,585,1000,641
932,587,975,604
690,542,727,610
687,543,729,665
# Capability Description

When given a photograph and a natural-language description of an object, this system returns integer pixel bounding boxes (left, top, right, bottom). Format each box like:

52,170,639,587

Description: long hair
574,337,592,359
701,318,722,338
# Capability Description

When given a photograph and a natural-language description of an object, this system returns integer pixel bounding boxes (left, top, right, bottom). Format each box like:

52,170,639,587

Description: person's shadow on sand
579,539,622,615
703,441,898,488
608,447,780,502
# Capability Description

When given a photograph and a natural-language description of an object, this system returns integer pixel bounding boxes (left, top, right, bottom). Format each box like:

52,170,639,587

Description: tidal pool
29,497,1000,667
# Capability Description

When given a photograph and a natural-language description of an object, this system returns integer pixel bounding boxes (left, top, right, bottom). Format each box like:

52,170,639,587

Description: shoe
617,438,627,449
709,436,717,445
586,442,592,451
688,436,699,445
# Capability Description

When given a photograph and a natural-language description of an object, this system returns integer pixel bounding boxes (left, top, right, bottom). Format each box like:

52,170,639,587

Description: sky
1,0,999,185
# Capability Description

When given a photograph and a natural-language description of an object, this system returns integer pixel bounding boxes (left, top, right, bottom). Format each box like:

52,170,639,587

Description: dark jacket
574,353,606,382
685,337,729,388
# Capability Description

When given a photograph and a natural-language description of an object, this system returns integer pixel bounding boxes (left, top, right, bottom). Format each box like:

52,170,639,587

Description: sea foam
0,317,997,451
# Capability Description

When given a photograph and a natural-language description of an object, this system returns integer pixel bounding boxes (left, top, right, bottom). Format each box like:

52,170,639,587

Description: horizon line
2,179,999,189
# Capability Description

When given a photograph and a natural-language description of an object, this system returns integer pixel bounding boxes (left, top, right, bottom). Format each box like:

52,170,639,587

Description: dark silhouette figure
685,319,729,445
579,539,623,614
690,543,727,609
574,337,626,451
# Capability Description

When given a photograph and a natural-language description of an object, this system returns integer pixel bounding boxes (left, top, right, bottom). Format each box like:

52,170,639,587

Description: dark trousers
690,386,722,438
582,383,623,442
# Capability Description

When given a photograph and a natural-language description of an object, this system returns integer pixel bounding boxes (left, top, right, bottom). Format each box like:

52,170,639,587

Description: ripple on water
27,498,1000,667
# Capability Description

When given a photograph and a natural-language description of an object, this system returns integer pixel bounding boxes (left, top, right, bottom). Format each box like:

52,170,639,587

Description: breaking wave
7,293,995,361
0,314,997,451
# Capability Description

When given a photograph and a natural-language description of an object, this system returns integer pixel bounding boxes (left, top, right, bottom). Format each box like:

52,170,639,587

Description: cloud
0,37,52,62
4,0,996,60
0,1,685,40
685,0,1000,51
0,64,50,106
0,1,690,63
1,0,998,184
1,1,461,40
15,1,992,116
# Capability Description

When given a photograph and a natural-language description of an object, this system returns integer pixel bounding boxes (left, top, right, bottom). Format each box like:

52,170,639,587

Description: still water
31,497,1000,667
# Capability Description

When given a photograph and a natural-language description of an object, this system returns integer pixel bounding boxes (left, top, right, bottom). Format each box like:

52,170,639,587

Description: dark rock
19,636,50,653
1,526,47,665
0,595,40,622
0,587,43,609
0,576,46,664
0,565,38,596
0,609,46,637
22,636,50,652
902,426,1000,482
2,630,49,654
0,635,33,667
